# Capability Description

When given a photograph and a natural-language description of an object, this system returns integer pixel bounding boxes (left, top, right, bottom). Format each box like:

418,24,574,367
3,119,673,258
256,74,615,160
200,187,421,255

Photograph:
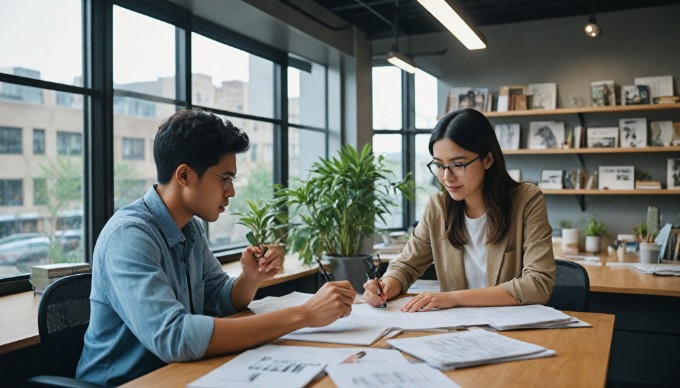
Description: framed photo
650,121,673,146
591,80,616,106
668,158,680,189
539,170,563,189
619,118,648,148
494,123,521,150
448,87,489,113
598,166,635,190
527,83,557,110
621,85,650,105
528,121,565,149
672,122,680,146
634,75,674,99
587,127,618,148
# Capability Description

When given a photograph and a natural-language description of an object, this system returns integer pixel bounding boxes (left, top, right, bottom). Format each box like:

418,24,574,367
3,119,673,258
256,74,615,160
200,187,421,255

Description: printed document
327,361,460,388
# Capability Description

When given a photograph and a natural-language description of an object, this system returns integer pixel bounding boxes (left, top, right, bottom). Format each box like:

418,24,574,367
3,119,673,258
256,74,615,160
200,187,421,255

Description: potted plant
559,220,580,255
583,218,606,254
278,144,413,290
632,222,660,264
234,199,287,271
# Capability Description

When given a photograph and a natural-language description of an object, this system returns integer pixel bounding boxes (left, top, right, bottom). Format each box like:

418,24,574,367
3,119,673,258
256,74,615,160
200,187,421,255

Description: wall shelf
485,103,680,118
504,146,680,155
542,189,680,195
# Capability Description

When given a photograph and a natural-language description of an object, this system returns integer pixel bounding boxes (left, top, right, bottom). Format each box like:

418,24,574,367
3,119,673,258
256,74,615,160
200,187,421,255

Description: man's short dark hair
153,108,250,183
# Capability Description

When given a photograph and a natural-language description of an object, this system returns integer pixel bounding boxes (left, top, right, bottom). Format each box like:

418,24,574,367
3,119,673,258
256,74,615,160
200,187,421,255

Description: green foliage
557,219,573,229
278,144,414,265
233,199,286,246
584,218,606,236
632,222,656,242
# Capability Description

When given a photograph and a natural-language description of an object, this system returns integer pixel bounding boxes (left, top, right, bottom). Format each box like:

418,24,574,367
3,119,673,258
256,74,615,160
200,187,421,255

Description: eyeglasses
193,167,236,191
427,154,482,177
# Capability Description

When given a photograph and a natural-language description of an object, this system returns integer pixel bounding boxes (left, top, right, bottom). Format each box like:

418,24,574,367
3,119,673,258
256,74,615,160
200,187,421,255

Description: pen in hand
365,272,387,308
313,255,335,282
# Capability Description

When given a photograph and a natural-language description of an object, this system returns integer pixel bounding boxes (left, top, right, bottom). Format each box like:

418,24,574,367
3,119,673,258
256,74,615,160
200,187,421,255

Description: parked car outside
0,235,50,266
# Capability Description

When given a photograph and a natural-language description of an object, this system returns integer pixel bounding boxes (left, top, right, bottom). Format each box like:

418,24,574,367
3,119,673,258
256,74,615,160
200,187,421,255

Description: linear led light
416,0,486,50
387,48,417,73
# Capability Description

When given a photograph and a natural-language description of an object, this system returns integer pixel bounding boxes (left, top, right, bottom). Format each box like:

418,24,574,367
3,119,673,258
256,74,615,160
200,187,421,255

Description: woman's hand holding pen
302,281,355,327
240,245,283,282
362,276,399,307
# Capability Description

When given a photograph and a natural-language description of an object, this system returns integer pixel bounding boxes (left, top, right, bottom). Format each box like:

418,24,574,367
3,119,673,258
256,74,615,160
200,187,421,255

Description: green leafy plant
234,199,286,247
583,218,606,237
557,219,574,229
632,222,657,243
278,144,414,265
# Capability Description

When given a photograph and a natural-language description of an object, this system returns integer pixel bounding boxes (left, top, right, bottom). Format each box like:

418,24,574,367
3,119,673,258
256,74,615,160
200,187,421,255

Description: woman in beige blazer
363,109,555,311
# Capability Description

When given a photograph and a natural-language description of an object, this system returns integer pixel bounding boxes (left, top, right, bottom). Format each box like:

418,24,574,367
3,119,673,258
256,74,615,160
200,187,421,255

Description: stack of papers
632,263,680,276
407,279,441,294
387,329,555,370
327,360,459,388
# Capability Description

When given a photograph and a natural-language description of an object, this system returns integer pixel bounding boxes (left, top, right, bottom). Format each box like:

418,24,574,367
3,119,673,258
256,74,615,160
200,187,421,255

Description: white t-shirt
463,213,488,289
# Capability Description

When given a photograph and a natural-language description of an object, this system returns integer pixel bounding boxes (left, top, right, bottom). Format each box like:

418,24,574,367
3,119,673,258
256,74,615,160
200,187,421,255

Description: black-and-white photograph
587,127,619,148
598,166,635,190
448,87,489,113
634,75,674,99
590,80,616,106
650,121,673,146
621,85,650,105
539,170,563,189
528,121,565,149
619,118,647,148
668,158,680,189
527,83,557,110
494,123,521,150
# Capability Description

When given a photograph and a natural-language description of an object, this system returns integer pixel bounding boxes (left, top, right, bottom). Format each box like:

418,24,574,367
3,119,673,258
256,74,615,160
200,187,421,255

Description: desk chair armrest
27,375,107,388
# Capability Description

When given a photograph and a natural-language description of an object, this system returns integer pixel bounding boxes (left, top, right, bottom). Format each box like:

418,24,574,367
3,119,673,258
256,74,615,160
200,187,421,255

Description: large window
372,67,439,229
0,0,85,281
0,0,331,287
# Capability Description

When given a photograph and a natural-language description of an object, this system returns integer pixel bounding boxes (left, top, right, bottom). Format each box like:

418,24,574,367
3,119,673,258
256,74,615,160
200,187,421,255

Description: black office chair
27,273,102,388
546,259,590,312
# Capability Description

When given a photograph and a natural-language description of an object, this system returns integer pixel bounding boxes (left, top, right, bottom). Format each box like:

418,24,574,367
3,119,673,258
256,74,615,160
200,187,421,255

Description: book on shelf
635,180,661,189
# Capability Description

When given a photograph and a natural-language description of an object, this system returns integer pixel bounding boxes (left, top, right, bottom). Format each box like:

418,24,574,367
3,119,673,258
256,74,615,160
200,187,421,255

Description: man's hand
240,245,283,283
301,281,356,327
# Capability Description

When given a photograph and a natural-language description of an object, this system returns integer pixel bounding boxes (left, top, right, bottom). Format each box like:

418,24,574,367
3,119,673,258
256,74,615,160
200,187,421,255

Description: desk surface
123,311,614,388
0,259,320,355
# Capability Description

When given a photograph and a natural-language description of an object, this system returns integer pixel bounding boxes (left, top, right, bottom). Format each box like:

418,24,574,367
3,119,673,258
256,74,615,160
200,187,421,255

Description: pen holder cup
639,243,661,264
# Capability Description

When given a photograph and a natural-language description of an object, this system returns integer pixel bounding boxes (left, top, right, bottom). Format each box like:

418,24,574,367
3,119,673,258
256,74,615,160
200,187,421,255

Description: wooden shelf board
485,103,680,118
541,189,680,195
503,146,680,155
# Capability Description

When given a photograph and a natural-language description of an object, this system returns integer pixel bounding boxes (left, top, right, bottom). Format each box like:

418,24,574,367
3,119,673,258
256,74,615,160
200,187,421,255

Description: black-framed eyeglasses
193,167,236,191
426,154,483,177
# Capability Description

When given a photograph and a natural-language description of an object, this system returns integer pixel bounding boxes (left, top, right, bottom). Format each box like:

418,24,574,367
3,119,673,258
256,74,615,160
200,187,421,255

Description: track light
387,47,417,73
416,0,486,50
584,15,600,38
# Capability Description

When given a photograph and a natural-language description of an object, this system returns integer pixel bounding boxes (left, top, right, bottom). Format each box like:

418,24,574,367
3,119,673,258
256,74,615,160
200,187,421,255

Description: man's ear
176,164,190,187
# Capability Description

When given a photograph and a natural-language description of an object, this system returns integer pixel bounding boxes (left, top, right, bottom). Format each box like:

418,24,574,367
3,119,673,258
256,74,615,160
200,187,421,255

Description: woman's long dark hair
428,109,519,248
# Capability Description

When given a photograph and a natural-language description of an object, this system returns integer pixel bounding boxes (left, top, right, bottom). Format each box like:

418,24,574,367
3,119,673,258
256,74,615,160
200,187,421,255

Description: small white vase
585,235,601,254
639,242,661,264
561,228,579,254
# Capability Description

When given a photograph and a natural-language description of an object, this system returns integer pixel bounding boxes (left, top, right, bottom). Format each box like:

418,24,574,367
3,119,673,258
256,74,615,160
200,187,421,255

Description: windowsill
0,255,318,355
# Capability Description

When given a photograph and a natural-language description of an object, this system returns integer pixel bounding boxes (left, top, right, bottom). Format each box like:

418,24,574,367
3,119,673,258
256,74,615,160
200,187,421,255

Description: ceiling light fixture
387,0,417,73
584,15,600,38
415,0,486,50
387,48,417,73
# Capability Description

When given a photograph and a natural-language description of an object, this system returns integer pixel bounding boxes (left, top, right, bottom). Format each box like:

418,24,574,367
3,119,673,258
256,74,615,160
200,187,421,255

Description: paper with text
327,361,460,388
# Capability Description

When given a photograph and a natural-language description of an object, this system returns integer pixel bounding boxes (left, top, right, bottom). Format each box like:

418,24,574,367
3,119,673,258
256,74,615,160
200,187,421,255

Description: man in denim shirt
77,109,355,385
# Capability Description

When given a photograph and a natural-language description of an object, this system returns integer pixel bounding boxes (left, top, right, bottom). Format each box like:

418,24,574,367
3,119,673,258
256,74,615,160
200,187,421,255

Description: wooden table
583,262,680,297
123,311,614,388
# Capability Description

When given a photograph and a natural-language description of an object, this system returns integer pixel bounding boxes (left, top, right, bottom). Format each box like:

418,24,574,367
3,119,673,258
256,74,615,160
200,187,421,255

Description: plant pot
561,228,579,254
639,242,661,264
324,254,372,291
585,235,601,254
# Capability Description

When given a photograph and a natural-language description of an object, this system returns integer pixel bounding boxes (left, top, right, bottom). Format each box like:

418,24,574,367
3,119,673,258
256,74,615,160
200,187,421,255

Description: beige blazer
384,182,555,305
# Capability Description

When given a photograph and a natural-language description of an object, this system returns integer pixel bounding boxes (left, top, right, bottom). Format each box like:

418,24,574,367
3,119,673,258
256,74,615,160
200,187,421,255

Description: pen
365,272,387,308
375,254,388,308
313,255,335,282
340,350,366,364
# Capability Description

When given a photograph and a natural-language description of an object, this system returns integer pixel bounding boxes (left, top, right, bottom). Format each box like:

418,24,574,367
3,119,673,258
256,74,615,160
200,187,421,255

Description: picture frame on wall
590,80,616,106
598,165,635,190
539,170,563,189
494,123,521,150
672,122,680,146
621,85,650,105
619,118,648,148
587,127,619,148
527,83,557,110
668,158,680,189
650,121,673,146
528,121,565,149
448,87,489,113
634,75,674,99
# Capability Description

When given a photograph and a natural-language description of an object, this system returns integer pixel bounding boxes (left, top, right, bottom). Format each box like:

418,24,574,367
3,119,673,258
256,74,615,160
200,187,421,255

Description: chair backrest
546,259,590,312
37,273,92,377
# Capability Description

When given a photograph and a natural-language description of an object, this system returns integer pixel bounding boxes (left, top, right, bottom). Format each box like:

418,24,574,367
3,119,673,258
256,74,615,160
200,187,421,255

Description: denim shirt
76,186,238,386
